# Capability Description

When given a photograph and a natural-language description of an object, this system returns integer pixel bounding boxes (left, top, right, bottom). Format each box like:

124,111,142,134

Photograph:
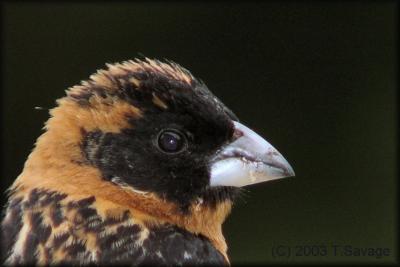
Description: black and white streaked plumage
1,58,294,265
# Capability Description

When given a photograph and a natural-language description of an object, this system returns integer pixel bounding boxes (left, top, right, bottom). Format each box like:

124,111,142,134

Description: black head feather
77,59,240,212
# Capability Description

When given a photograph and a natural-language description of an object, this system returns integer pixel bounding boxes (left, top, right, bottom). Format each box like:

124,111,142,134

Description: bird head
13,58,294,257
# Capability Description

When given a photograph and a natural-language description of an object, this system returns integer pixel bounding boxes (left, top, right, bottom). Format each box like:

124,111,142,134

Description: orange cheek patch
22,97,143,178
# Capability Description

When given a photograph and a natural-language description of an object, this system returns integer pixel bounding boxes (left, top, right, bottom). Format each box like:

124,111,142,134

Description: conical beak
209,121,295,187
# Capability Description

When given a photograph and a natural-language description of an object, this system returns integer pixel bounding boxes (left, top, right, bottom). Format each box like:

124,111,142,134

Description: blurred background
1,1,397,264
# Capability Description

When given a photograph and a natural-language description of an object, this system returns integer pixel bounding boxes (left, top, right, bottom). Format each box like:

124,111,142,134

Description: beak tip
286,164,295,177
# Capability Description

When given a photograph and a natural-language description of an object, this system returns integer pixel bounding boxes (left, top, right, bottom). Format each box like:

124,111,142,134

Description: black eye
157,130,187,154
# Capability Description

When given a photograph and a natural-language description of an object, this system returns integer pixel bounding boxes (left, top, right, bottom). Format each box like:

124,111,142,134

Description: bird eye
157,129,187,154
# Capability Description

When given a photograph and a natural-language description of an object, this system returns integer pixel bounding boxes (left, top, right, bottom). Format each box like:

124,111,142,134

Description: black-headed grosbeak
1,58,294,265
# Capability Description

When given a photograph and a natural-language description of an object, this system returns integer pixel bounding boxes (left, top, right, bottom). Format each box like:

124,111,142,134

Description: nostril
232,128,244,140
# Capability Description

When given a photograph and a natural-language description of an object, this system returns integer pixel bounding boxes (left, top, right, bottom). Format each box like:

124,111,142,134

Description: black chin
200,186,241,207
174,186,240,214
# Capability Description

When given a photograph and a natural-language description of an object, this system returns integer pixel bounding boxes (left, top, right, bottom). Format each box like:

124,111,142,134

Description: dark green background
1,1,397,264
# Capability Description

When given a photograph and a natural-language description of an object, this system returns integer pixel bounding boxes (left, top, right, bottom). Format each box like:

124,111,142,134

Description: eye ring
156,129,187,154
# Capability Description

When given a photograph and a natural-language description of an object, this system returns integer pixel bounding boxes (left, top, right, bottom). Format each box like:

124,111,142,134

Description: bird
1,58,295,265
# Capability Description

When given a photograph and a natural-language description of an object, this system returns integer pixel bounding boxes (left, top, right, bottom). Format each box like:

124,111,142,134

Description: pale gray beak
209,121,295,187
